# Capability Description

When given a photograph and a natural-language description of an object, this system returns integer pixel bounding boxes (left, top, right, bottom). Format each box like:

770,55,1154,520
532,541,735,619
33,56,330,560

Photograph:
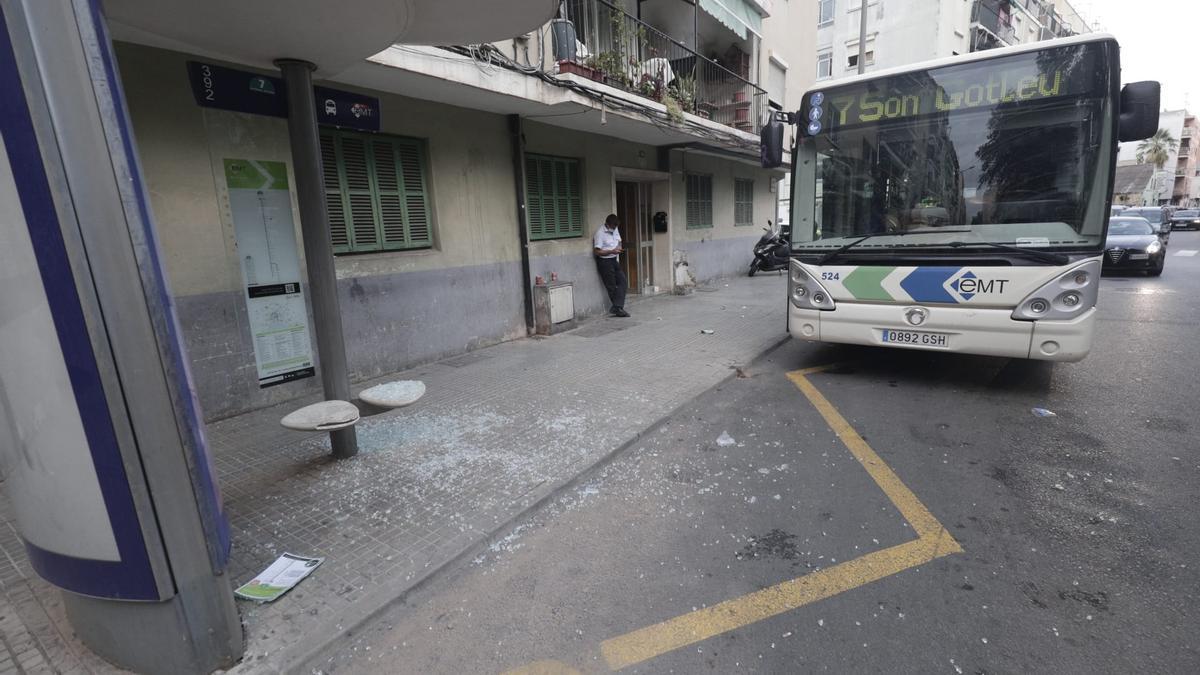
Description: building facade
1117,109,1195,206
815,0,1089,82
109,0,816,420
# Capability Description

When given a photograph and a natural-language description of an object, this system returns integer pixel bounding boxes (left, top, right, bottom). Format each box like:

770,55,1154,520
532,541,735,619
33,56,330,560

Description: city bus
766,35,1159,361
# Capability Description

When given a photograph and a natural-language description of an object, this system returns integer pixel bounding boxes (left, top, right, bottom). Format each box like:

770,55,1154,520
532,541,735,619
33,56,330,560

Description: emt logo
947,270,1009,302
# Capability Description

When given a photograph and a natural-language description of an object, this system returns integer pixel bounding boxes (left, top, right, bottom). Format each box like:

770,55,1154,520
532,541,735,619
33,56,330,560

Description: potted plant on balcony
669,73,697,113
591,50,631,89
559,59,603,81
662,95,685,125
637,73,664,101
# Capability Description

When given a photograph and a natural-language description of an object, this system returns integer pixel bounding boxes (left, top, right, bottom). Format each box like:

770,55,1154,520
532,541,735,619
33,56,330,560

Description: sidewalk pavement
0,273,787,674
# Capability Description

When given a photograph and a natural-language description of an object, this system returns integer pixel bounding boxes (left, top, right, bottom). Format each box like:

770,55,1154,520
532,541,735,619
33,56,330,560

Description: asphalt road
314,232,1200,674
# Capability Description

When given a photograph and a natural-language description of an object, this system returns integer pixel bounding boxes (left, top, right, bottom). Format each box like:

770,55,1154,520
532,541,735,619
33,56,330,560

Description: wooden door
638,182,653,290
615,181,640,292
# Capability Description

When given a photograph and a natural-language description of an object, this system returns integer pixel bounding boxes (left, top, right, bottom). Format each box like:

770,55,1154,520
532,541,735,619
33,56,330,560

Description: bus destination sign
803,46,1095,135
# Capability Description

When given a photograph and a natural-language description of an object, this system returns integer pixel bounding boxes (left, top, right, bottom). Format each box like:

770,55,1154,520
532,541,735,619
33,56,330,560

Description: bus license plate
881,329,948,347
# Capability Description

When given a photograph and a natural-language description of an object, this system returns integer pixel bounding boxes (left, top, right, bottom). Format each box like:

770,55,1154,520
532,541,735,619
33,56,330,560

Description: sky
1075,0,1197,111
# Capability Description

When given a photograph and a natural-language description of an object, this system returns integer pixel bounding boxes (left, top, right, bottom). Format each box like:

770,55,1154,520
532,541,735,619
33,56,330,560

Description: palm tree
1136,128,1178,169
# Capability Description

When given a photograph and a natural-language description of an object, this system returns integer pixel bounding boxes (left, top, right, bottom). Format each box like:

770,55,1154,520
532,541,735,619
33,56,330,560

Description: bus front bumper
789,303,1096,362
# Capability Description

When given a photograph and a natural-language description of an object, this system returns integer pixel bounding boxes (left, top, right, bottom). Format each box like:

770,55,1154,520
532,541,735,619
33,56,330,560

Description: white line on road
1174,250,1198,257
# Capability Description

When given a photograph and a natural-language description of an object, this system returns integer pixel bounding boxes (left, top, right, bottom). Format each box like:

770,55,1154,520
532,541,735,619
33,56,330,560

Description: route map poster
224,159,315,387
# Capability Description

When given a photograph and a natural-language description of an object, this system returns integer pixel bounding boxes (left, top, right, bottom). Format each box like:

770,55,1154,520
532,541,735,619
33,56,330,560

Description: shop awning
699,0,763,40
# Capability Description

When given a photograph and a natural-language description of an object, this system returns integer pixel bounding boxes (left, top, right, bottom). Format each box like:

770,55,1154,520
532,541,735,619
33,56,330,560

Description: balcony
1183,128,1194,138
1036,5,1075,39
555,0,766,134
970,0,1015,51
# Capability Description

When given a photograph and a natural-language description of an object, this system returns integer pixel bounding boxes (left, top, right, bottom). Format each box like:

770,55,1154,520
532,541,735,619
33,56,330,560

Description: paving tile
0,276,785,673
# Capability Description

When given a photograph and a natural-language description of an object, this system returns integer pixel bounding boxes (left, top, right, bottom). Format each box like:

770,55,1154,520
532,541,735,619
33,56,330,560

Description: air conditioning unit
534,281,576,335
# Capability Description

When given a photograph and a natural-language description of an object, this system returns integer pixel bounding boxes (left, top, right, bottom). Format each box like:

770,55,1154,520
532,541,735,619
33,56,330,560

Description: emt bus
762,35,1159,362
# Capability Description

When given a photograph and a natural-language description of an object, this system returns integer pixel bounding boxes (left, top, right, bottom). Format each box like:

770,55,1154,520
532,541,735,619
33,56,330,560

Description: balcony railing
971,0,1014,44
556,0,766,134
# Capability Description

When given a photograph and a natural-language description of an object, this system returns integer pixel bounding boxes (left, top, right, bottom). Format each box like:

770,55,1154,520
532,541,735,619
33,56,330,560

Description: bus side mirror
760,116,786,168
1118,81,1160,142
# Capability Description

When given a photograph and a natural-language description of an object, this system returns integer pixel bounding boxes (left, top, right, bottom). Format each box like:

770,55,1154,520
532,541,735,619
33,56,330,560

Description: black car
1170,208,1200,230
1122,206,1171,244
1104,217,1166,276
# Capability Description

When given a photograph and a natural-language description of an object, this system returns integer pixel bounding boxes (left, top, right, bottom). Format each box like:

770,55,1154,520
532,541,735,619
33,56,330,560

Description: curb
279,334,792,674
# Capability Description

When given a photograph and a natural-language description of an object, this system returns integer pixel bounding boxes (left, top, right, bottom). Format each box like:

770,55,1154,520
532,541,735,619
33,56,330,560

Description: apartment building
1117,109,1196,206
107,0,816,419
815,0,1089,81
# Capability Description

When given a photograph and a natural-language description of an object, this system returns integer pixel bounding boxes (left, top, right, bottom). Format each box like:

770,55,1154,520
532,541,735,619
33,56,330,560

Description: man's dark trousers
595,256,627,312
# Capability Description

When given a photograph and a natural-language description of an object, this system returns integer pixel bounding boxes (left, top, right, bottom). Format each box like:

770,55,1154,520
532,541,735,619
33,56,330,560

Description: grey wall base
173,246,711,421
63,582,243,675
176,259,528,420
682,234,760,282
530,251,611,318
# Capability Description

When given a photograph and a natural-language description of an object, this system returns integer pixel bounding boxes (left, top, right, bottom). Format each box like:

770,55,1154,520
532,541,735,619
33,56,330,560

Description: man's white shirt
594,226,621,259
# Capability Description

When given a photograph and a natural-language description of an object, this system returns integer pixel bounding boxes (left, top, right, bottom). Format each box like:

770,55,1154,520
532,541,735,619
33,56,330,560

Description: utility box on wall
534,281,576,335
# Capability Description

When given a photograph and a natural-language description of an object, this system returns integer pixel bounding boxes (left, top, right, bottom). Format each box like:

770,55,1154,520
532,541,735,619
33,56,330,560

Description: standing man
594,213,629,317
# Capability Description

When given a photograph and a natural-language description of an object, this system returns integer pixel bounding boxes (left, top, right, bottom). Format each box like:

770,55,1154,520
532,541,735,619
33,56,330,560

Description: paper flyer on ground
235,553,323,602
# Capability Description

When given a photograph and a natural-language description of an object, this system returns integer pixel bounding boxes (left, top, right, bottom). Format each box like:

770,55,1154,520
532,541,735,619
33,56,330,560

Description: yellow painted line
785,368,960,544
594,365,962,671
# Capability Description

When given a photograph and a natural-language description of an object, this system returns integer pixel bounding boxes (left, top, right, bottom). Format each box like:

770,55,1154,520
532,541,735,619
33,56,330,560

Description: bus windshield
794,41,1115,254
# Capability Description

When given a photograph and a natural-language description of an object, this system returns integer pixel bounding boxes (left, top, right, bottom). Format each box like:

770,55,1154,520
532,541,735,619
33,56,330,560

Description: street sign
187,60,381,131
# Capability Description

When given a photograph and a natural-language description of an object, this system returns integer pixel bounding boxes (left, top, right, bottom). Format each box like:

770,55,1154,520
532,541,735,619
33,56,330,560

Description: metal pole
276,59,358,459
693,0,699,56
857,0,868,75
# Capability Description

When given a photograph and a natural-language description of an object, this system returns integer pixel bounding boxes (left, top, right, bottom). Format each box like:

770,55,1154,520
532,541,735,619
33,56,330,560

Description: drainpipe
857,0,868,74
276,59,357,459
509,114,535,333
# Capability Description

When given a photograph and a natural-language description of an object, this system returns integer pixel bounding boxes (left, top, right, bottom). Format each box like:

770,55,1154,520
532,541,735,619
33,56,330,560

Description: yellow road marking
785,368,958,544
595,365,962,671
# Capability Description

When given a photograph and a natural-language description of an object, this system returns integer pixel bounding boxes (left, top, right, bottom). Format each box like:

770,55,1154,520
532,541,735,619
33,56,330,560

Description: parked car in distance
1121,206,1171,244
1104,217,1166,276
1169,208,1200,230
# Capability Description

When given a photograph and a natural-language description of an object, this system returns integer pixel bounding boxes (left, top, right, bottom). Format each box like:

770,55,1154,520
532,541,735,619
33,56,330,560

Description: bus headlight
789,262,836,311
1012,259,1100,321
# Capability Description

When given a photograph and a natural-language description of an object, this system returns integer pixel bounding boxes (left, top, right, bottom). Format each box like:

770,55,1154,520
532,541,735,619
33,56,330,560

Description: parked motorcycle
748,220,790,276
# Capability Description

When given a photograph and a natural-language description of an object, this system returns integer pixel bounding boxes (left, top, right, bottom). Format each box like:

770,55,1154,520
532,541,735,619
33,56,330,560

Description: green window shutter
687,174,713,229
370,137,405,250
319,129,434,254
337,134,381,252
701,176,712,228
525,156,546,240
320,131,351,252
686,174,699,228
525,154,583,240
735,179,753,226
567,159,583,237
554,159,570,238
396,139,432,248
